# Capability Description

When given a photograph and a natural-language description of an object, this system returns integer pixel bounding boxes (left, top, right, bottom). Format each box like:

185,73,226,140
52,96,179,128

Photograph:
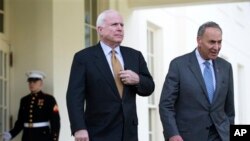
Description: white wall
52,0,84,141
132,2,250,141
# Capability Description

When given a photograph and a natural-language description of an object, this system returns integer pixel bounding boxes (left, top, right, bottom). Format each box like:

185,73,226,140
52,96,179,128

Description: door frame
0,39,10,133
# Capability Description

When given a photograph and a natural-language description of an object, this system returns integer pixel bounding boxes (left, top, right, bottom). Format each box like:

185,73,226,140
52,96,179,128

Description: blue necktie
203,61,214,103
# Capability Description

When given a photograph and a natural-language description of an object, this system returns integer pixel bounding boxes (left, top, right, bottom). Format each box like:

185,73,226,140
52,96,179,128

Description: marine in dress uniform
2,71,60,141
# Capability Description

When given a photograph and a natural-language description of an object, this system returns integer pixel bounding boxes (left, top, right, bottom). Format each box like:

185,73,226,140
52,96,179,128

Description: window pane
0,51,2,76
85,25,98,47
85,0,90,24
0,80,2,105
92,28,98,44
148,94,155,105
85,0,97,25
148,109,152,130
149,134,152,141
91,0,97,26
85,25,91,47
84,0,107,48
0,108,2,133
0,0,3,11
4,109,7,130
0,14,3,33
150,32,154,54
4,52,6,78
4,81,6,106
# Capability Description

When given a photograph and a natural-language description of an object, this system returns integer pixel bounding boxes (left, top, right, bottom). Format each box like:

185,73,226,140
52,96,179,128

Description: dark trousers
207,125,221,141
22,127,52,141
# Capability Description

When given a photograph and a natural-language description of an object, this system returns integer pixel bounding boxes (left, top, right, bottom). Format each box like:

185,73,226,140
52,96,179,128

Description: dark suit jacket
159,50,234,141
66,43,155,141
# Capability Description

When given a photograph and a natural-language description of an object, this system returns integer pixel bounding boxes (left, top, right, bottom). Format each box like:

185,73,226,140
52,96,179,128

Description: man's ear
96,26,102,34
197,36,202,45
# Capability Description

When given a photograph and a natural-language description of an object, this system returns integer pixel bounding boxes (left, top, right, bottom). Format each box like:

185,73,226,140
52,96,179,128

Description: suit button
206,126,210,130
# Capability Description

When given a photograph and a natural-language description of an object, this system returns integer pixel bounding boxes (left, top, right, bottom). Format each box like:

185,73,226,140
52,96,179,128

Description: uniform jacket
10,91,60,141
159,50,235,141
66,43,155,141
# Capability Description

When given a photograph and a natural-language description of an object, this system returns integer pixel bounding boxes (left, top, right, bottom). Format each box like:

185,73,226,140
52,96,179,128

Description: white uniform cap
26,70,46,80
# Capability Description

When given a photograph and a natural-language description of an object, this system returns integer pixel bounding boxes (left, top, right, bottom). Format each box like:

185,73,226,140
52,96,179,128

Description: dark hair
197,21,222,37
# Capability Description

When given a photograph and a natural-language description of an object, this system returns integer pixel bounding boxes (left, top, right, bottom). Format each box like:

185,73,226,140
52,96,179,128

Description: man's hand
74,129,89,141
169,135,183,141
2,132,12,141
119,70,139,85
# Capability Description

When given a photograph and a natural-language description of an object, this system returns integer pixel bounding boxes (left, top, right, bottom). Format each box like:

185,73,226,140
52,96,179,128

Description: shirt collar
195,48,212,65
100,41,121,56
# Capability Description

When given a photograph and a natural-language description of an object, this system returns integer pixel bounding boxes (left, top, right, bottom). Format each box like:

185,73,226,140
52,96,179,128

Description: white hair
96,9,120,27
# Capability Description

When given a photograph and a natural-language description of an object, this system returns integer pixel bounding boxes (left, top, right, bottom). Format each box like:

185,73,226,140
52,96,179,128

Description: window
84,0,109,47
0,0,8,132
0,0,4,33
147,27,157,141
0,48,9,133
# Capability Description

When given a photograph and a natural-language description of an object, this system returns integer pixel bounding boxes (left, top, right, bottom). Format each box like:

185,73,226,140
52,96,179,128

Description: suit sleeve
9,99,25,138
50,96,60,141
135,52,155,96
66,53,87,135
159,59,180,139
225,64,235,124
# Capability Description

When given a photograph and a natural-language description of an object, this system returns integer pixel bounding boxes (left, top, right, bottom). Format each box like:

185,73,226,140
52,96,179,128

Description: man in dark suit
159,21,234,141
66,9,155,141
2,70,60,141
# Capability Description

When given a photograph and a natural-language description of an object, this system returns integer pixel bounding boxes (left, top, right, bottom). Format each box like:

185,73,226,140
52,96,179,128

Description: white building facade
0,0,250,141
133,2,250,141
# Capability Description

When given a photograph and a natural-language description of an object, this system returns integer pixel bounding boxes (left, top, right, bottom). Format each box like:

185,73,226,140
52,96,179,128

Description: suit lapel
211,60,222,103
120,47,131,70
93,44,121,99
119,47,131,99
188,51,210,102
